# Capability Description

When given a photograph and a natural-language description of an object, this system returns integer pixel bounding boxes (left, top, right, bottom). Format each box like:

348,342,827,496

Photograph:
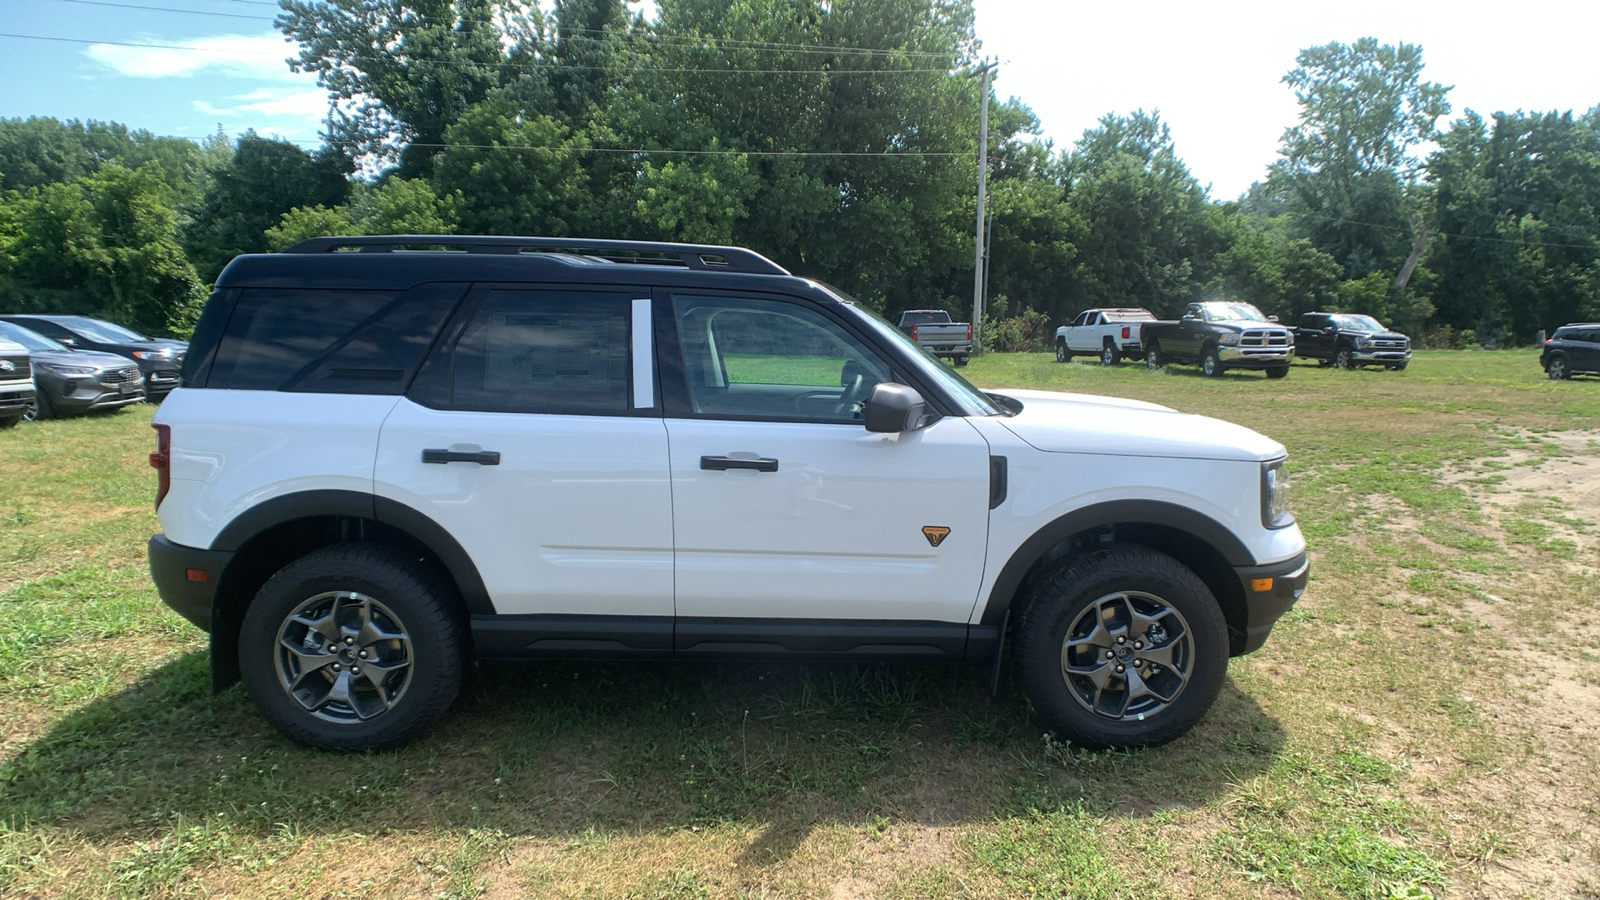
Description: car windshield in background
1333,315,1384,331
58,317,151,343
899,312,951,326
0,321,66,352
1204,303,1268,322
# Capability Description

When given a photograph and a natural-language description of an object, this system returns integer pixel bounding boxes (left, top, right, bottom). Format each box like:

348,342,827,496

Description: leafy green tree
183,133,349,282
264,205,357,251
431,101,593,234
277,0,527,175
1059,111,1219,316
1271,38,1451,277
0,164,206,335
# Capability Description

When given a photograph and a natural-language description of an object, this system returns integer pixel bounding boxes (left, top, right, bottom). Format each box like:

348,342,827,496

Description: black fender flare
977,499,1254,625
210,489,494,615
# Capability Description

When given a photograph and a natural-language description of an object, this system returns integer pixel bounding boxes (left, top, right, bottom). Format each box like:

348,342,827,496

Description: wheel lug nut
358,650,368,659
351,666,361,675
345,637,355,645
332,664,341,671
1115,665,1125,673
1116,636,1126,644
1134,641,1143,649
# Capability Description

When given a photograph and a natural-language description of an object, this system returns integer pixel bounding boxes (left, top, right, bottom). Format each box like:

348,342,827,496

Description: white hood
991,389,1286,462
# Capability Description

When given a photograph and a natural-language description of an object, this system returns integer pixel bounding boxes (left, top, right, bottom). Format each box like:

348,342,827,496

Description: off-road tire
1265,366,1289,379
1014,545,1229,749
239,543,465,751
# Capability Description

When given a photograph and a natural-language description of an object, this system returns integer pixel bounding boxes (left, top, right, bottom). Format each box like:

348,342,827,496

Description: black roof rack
283,235,789,276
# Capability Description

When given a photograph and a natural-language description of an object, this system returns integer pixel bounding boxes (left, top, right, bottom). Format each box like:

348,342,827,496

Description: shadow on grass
0,651,1284,858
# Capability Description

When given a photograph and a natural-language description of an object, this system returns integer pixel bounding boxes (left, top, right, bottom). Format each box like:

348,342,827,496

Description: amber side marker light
1251,578,1274,593
185,568,210,584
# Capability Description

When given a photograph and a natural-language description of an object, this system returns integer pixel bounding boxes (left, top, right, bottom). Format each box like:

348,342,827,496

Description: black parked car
0,315,186,399
0,321,145,420
1541,323,1600,379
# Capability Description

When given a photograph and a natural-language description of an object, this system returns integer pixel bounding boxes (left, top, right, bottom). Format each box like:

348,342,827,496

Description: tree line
0,0,1595,348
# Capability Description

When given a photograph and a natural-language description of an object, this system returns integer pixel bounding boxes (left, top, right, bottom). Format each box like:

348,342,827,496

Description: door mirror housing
57,337,76,347
864,383,928,433
1268,315,1280,322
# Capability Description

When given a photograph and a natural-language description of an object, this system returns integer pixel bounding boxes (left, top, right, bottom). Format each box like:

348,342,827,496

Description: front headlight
131,349,172,360
1262,459,1294,529
36,362,97,375
1219,332,1240,345
1356,335,1374,348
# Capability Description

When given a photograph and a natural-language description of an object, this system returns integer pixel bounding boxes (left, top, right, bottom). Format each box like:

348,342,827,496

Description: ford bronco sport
148,236,1308,751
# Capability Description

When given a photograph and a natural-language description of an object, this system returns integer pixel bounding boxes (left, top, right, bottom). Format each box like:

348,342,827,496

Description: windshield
811,287,999,417
58,316,152,343
0,321,67,352
1201,303,1268,323
1332,314,1384,332
899,311,952,327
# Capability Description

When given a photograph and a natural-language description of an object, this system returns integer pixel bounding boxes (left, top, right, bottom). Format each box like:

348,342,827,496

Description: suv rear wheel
239,543,464,751
1547,355,1570,380
1014,546,1228,749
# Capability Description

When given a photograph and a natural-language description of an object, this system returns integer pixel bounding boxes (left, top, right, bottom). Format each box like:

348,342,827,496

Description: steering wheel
833,361,873,419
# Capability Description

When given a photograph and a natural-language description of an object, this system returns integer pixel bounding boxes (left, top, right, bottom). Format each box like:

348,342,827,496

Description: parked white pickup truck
1055,308,1156,365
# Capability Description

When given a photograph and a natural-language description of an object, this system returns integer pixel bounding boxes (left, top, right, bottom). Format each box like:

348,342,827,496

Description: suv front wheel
1014,546,1228,749
239,543,465,751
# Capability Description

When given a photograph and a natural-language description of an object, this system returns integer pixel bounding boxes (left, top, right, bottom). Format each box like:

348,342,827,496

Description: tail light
1121,326,1131,339
150,423,171,509
965,324,973,341
911,325,920,340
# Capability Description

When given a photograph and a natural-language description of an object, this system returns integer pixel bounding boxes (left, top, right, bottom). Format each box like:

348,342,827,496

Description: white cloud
85,33,312,83
195,87,330,120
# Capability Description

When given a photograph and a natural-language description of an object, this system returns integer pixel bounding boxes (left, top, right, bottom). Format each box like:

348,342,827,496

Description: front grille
148,370,180,383
1373,339,1407,350
1240,329,1291,347
0,354,30,379
99,367,142,386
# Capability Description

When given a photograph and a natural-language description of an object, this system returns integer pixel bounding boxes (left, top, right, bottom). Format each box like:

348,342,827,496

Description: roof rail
282,235,790,276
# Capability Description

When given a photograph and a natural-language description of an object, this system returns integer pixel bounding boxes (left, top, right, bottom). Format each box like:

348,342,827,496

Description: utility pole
970,59,995,354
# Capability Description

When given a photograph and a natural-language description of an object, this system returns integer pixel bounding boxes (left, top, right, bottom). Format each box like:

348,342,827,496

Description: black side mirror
864,383,928,433
57,337,76,346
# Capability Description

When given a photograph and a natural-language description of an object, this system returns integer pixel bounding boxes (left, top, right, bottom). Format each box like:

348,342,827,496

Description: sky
1,0,1598,200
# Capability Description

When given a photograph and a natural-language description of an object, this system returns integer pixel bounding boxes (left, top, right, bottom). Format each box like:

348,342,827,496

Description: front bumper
1232,551,1309,654
1218,346,1295,368
48,376,145,414
148,534,234,632
1351,348,1410,363
144,369,182,397
0,382,36,415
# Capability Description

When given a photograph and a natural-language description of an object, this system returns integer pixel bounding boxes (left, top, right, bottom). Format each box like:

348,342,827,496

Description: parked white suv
148,236,1308,751
0,336,36,428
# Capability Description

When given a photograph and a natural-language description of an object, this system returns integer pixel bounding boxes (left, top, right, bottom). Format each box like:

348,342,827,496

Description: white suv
148,236,1308,751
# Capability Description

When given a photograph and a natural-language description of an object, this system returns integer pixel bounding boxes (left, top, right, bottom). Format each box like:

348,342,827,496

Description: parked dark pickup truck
896,309,972,366
1142,301,1294,378
1289,312,1410,370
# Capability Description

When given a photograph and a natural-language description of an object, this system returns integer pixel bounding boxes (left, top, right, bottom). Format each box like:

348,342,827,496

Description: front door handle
422,448,501,465
701,455,779,473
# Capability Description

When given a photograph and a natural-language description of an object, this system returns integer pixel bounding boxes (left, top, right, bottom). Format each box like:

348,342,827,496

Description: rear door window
418,289,641,416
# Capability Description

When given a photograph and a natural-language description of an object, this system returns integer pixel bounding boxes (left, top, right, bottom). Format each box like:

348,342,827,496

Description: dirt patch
1431,429,1600,898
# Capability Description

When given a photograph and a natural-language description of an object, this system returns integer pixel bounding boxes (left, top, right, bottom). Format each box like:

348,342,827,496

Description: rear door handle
422,449,501,465
700,455,779,473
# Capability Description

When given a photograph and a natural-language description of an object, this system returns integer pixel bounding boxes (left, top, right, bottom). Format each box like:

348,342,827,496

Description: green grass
0,349,1597,896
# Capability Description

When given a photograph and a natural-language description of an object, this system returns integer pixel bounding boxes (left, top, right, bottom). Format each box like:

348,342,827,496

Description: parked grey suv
0,315,186,399
1541,323,1600,379
0,321,145,420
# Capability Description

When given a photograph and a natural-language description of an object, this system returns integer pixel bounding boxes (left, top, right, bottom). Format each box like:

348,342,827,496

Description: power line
1293,209,1600,252
6,31,959,75
54,0,268,19
41,0,962,60
163,135,965,158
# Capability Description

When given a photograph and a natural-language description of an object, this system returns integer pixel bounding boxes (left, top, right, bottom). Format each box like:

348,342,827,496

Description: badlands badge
921,526,951,548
